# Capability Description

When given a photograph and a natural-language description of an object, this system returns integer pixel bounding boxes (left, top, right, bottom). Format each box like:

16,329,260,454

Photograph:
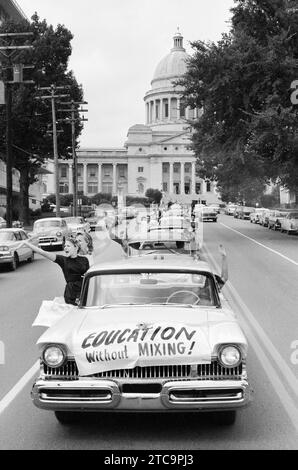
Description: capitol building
45,30,221,205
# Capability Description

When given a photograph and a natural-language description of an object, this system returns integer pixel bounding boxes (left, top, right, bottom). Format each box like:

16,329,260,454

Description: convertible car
32,254,251,426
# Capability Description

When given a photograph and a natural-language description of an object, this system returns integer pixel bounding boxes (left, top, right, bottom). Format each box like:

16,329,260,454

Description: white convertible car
32,255,252,425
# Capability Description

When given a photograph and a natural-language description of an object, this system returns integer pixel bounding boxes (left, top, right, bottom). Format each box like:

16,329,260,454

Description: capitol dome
152,30,189,88
144,29,197,129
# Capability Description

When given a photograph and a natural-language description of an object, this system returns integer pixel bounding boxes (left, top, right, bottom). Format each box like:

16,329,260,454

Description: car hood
37,305,247,375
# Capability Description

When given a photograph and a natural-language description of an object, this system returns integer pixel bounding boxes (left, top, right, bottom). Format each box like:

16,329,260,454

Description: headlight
0,246,9,252
43,345,66,368
56,231,62,237
218,345,241,368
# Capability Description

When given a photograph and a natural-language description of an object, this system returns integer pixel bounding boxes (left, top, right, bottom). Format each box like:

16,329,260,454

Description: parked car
233,206,242,219
32,217,71,250
259,209,271,227
238,207,254,220
225,205,237,216
0,228,34,270
249,208,268,224
267,210,289,231
0,217,7,229
280,212,298,234
64,217,90,235
31,255,251,425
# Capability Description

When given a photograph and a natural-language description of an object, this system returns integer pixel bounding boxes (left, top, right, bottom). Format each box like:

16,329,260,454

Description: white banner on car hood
73,321,212,376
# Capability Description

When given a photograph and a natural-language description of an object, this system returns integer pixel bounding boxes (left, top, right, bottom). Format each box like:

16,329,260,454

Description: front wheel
211,410,237,425
54,411,81,425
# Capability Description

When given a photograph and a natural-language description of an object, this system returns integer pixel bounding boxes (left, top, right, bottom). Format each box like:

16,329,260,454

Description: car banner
73,322,212,375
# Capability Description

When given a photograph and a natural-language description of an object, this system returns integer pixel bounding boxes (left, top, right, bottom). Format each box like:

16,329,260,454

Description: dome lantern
172,27,185,51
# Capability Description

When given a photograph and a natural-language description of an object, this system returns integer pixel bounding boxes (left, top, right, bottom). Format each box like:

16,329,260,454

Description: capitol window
138,167,144,173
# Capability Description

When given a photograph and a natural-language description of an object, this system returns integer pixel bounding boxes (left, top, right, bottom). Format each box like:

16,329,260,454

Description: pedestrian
19,237,89,305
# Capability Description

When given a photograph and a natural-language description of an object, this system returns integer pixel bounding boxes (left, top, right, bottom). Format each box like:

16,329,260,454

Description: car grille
39,237,58,243
42,360,244,381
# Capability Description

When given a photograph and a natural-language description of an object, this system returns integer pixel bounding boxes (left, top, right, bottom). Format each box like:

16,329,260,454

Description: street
0,214,298,449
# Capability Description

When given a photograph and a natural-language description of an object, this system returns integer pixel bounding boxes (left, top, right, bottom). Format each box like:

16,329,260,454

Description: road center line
220,222,298,267
0,361,39,417
204,246,298,433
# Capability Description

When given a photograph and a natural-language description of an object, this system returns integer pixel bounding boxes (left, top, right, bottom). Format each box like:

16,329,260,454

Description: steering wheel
166,290,200,305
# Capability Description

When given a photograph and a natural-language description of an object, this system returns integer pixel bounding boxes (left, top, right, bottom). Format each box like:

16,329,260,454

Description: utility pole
35,85,70,217
58,101,88,216
0,32,34,227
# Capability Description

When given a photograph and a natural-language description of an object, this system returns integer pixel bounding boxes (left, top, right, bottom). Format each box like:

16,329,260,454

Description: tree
179,0,298,196
0,14,84,224
145,188,163,204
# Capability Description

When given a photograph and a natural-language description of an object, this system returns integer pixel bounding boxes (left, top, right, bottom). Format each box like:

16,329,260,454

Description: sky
19,0,235,148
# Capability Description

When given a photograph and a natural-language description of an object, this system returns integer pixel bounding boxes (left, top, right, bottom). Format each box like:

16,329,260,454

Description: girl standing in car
20,237,89,305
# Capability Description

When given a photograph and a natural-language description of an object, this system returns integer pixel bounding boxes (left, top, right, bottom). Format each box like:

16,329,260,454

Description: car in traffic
208,204,221,214
127,228,196,256
0,228,34,270
225,205,237,216
158,215,193,231
196,206,217,222
238,206,254,220
32,218,71,250
64,217,90,235
31,255,251,426
280,212,298,234
267,210,289,231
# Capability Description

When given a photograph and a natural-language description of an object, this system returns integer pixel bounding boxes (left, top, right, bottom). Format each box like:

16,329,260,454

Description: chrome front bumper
31,378,251,412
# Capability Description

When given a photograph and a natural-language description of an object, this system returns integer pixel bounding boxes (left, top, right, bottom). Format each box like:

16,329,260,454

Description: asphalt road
0,215,298,450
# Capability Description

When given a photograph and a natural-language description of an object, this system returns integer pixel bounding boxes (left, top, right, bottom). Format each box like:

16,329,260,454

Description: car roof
88,255,212,274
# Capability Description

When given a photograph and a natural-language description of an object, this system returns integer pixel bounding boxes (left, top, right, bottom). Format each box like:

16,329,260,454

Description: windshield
0,232,14,242
34,220,61,230
84,271,217,307
65,217,83,224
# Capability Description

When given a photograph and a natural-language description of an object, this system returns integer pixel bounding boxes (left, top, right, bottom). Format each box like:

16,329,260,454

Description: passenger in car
19,237,89,305
76,232,94,266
